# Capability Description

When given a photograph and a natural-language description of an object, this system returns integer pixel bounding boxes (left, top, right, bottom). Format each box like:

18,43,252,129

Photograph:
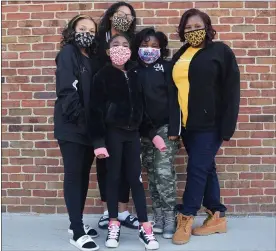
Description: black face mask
74,32,95,48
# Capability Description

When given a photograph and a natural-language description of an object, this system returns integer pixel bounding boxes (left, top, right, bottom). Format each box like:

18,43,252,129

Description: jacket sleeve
165,62,181,137
220,44,240,141
55,45,84,123
90,73,106,149
139,84,157,140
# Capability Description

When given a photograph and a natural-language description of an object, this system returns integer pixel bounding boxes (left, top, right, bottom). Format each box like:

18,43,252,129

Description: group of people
54,2,240,251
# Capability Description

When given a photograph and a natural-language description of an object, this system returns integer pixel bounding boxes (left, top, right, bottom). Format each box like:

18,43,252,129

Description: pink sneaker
105,221,121,248
139,222,159,250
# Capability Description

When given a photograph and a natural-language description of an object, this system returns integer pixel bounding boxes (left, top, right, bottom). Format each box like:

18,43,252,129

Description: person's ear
106,49,110,56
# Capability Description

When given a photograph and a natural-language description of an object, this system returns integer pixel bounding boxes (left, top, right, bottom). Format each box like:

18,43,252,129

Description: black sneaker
105,221,121,248
139,223,159,250
98,215,109,229
120,214,139,229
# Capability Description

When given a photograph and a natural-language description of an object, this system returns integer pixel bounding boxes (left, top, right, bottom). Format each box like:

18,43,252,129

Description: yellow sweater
172,47,201,126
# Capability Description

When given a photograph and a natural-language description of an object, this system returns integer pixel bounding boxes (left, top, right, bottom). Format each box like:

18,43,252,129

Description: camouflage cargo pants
141,124,180,211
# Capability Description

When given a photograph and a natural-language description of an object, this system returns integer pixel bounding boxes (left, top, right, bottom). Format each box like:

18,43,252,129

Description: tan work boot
192,210,227,236
172,213,194,245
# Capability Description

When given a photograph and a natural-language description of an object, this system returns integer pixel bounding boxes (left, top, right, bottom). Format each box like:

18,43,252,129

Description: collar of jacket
104,60,138,72
172,40,213,64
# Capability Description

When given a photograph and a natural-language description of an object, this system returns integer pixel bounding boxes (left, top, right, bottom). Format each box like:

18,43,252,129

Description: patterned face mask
75,32,95,48
138,47,161,64
109,46,131,66
112,15,132,32
184,29,206,47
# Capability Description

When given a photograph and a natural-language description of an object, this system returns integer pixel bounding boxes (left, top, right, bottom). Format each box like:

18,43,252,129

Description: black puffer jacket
90,61,156,148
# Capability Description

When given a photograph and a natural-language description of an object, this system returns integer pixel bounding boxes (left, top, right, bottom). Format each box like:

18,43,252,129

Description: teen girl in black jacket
54,15,100,251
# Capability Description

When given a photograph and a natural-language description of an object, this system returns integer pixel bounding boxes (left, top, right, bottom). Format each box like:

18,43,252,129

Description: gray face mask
74,32,95,48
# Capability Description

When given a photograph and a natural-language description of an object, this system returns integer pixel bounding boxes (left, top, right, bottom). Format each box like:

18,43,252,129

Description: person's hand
94,148,109,159
168,136,179,141
97,154,107,159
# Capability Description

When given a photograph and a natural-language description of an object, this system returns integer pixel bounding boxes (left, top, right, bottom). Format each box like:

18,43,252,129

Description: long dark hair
133,27,169,61
178,8,216,43
60,14,98,55
97,2,136,41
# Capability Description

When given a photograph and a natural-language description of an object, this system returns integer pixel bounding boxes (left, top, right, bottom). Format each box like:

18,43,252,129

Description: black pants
106,128,148,222
58,140,93,232
96,158,130,203
178,130,227,216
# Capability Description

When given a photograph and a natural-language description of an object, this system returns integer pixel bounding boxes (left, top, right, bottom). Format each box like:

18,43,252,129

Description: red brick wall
2,1,276,215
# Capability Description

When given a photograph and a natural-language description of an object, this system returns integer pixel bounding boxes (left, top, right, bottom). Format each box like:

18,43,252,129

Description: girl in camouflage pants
134,28,181,239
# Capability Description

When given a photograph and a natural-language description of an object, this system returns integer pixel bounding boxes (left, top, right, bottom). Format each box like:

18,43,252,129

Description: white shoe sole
70,239,99,251
105,240,119,248
162,233,173,239
68,229,99,238
139,237,159,250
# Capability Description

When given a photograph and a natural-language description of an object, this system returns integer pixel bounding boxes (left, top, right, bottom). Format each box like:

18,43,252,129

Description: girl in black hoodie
91,33,165,250
54,15,100,251
133,28,181,239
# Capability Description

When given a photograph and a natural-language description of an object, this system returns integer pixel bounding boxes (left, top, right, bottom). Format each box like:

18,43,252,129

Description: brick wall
2,1,276,215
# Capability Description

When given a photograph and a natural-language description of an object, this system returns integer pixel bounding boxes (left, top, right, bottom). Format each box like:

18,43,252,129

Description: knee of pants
127,174,143,188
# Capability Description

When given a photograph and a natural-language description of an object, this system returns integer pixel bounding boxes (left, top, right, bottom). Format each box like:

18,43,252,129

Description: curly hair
178,8,216,43
97,2,136,41
133,27,169,61
60,14,98,54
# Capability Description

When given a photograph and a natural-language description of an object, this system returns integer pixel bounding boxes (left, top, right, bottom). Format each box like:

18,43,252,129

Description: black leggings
106,128,148,222
96,158,130,203
58,140,93,232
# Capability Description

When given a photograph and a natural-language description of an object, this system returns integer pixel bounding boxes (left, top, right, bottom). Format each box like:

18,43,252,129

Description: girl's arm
90,73,107,149
221,44,240,141
165,62,182,137
55,45,84,123
140,84,167,151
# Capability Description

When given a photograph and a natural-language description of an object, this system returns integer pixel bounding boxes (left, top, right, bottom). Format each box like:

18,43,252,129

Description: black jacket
171,41,240,141
90,61,157,148
136,59,181,137
54,44,100,145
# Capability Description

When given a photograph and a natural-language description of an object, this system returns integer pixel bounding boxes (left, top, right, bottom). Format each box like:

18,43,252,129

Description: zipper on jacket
124,72,133,129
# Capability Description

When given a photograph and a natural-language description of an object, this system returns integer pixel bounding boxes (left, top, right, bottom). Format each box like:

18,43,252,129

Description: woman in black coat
54,14,100,251
171,9,240,245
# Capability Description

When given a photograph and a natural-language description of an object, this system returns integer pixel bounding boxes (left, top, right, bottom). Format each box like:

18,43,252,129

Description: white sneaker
139,223,159,250
105,221,121,248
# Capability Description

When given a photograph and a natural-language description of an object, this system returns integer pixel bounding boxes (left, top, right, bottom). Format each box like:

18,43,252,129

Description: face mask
138,47,161,64
112,15,132,32
75,32,95,48
109,46,131,66
184,29,206,47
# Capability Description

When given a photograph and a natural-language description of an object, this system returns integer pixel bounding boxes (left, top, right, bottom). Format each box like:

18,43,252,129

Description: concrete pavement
2,214,276,251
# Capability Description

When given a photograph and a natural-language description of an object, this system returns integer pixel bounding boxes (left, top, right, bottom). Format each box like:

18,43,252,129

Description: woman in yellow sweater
171,9,240,245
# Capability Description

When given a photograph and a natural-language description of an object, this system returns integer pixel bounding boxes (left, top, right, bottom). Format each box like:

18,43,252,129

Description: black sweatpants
96,158,130,203
106,128,148,222
58,140,93,233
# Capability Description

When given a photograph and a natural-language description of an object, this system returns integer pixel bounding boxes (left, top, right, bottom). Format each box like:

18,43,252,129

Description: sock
118,211,130,221
104,210,109,216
